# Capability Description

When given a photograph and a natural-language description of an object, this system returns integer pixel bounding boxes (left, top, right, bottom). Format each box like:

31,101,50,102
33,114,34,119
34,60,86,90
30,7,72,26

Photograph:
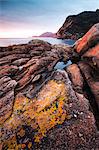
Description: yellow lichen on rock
34,96,67,142
1,80,69,148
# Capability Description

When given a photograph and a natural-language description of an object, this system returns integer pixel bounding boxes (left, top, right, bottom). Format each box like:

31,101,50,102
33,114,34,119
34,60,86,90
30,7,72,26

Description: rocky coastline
0,23,99,149
56,9,99,40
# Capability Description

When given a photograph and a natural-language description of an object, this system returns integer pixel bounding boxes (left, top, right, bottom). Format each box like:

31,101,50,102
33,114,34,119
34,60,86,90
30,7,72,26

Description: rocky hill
56,9,99,40
0,23,99,149
33,32,56,38
39,32,56,37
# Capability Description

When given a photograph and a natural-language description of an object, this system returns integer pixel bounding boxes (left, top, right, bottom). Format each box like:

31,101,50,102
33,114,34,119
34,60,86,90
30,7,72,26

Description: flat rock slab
0,76,17,124
0,70,98,149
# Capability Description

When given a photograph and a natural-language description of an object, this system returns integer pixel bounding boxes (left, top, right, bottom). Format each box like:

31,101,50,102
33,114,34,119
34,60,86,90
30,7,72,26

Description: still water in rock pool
54,60,72,70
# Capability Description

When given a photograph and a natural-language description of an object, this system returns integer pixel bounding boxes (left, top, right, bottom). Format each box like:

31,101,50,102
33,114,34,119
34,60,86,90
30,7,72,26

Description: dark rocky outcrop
0,24,99,149
56,9,99,40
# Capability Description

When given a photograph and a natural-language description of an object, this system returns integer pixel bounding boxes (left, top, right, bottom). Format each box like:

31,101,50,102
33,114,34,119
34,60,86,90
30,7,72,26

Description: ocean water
0,37,75,47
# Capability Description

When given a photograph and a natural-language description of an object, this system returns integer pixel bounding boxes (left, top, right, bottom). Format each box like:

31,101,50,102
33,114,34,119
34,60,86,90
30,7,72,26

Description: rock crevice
0,24,99,149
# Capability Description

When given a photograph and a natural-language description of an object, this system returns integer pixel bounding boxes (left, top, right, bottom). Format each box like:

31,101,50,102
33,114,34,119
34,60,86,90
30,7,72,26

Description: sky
0,0,99,38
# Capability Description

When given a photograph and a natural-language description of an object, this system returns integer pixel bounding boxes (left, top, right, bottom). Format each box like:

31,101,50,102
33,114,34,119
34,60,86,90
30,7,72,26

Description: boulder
74,23,99,53
66,64,84,93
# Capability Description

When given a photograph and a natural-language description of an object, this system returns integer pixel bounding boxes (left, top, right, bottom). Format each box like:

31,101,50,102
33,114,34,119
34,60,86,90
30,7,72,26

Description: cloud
0,0,99,37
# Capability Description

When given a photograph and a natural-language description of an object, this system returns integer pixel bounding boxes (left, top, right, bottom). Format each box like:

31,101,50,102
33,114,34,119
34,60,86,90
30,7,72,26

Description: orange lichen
28,142,32,149
21,144,26,149
84,44,99,57
17,128,25,137
1,80,69,148
76,26,96,53
34,96,67,142
3,136,17,150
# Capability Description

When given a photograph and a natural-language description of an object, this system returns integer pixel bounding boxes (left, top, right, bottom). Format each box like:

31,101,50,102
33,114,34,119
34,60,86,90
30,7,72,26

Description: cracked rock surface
0,24,99,149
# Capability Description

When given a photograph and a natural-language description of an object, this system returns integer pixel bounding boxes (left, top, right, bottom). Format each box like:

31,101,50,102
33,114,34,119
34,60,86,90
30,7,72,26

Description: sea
0,37,75,47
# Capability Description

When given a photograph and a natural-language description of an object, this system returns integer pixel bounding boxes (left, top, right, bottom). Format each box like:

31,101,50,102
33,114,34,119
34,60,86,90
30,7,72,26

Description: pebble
74,114,77,118
32,74,41,82
19,66,23,71
78,133,83,137
88,115,91,118
80,112,83,115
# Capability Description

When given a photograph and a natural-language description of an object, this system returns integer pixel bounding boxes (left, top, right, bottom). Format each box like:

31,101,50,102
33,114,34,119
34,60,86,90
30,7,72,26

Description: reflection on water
0,37,75,47
54,60,72,70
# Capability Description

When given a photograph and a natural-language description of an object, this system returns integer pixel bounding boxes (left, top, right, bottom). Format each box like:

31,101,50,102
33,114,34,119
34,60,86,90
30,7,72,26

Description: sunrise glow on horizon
0,0,99,38
0,28,56,38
